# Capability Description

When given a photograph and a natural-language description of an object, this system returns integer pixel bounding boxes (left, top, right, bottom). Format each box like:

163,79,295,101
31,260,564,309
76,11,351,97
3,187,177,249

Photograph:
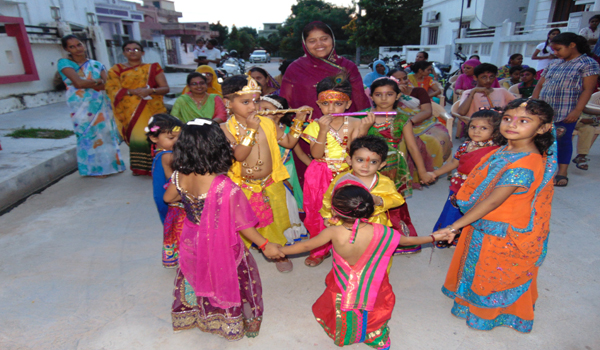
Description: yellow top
320,170,405,226
302,120,350,172
226,115,289,191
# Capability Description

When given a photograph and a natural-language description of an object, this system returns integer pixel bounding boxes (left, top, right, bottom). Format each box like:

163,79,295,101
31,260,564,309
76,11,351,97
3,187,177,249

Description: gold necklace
233,117,263,179
191,93,208,108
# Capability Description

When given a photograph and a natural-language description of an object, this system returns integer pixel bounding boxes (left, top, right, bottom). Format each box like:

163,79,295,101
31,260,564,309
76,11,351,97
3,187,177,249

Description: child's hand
295,106,312,122
432,232,451,242
420,171,436,184
471,87,490,95
564,110,581,123
263,242,285,259
246,112,261,130
361,112,376,132
432,227,457,243
318,115,333,129
426,171,438,181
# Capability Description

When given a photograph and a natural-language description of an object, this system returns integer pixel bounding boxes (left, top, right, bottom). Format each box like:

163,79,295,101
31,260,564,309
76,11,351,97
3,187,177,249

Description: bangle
292,119,304,129
430,234,435,243
313,139,324,144
259,239,269,251
240,129,257,147
152,88,157,94
127,90,131,95
446,226,458,234
290,127,302,138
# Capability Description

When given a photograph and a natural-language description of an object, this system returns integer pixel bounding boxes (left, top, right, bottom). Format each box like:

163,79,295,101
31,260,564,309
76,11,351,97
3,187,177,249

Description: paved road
1,138,599,349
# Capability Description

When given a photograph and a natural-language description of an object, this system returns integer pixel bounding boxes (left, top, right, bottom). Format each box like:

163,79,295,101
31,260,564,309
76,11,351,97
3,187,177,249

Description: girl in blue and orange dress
146,114,184,268
435,99,556,333
429,109,504,248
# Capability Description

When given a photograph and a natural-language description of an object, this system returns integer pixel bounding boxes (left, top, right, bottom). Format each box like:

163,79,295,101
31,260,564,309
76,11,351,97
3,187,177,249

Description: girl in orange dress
434,99,556,333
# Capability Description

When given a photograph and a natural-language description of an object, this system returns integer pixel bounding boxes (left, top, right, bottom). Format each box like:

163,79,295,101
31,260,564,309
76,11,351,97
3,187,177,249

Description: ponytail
551,32,590,55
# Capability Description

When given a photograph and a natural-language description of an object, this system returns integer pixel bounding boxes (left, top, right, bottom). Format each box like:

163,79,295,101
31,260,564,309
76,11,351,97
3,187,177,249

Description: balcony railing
25,25,59,38
465,27,497,38
514,21,568,35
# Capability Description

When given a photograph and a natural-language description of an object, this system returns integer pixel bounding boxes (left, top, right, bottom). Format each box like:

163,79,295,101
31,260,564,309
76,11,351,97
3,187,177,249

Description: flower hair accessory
235,75,262,95
317,90,350,103
187,118,214,126
260,96,284,109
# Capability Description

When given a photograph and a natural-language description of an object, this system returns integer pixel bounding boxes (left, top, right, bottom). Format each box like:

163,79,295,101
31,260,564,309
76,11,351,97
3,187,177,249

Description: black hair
465,109,506,145
122,40,144,52
331,185,375,223
279,59,293,75
387,68,403,77
474,63,498,77
502,98,555,155
370,78,401,109
590,15,600,23
61,34,80,49
196,38,205,43
522,67,537,76
316,72,353,98
417,51,429,60
172,121,233,175
249,67,269,80
348,135,388,163
186,72,207,85
509,65,523,75
222,75,254,97
302,21,334,42
543,28,561,54
411,60,432,74
208,39,218,46
508,53,522,65
469,54,480,60
551,32,590,55
261,94,295,126
145,113,184,144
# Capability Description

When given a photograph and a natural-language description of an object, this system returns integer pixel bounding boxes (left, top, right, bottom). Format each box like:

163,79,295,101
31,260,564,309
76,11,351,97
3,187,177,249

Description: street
0,64,599,349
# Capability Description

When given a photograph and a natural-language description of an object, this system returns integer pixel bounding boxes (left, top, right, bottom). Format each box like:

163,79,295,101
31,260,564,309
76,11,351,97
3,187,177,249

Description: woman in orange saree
437,99,557,333
106,41,169,175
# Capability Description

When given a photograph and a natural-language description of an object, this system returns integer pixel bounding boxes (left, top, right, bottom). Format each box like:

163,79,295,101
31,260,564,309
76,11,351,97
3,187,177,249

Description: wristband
446,226,458,234
430,234,435,243
152,88,157,94
289,127,302,138
259,239,269,251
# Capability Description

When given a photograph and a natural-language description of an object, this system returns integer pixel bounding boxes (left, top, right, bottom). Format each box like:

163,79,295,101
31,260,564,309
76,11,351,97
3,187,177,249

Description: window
467,0,472,8
460,21,470,30
428,27,438,45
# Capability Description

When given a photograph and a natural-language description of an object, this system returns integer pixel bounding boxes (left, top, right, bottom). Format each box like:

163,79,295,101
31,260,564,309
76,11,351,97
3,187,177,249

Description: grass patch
7,127,74,139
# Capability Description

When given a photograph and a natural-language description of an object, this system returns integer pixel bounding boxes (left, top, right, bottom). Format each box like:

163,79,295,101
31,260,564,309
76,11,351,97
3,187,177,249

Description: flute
330,111,398,117
259,108,314,115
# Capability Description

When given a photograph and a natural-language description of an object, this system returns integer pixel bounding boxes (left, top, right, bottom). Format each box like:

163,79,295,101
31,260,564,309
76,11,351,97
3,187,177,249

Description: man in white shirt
193,38,208,67
196,39,221,69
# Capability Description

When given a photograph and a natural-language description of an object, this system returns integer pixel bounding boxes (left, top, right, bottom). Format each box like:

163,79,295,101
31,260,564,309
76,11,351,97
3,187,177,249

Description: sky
169,0,356,30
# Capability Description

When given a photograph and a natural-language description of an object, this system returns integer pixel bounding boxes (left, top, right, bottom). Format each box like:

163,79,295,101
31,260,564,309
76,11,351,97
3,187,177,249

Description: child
164,119,284,340
501,65,522,89
455,59,500,95
518,67,538,98
363,78,438,253
221,75,307,273
458,63,516,118
301,73,375,267
436,98,556,333
258,94,311,244
280,184,450,349
146,113,184,267
429,109,504,248
532,32,600,187
531,28,560,79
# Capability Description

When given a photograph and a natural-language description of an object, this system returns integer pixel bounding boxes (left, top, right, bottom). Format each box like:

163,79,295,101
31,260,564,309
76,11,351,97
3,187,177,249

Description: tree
210,21,229,45
345,0,421,49
239,27,259,39
257,33,282,56
278,0,355,59
224,25,256,59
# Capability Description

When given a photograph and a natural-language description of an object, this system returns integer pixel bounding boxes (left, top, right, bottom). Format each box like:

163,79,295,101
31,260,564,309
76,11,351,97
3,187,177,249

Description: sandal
554,175,568,187
436,240,449,249
304,252,331,267
572,156,589,171
275,258,293,273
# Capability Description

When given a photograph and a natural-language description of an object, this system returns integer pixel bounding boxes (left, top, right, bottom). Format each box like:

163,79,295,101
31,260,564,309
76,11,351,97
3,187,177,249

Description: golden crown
235,75,262,95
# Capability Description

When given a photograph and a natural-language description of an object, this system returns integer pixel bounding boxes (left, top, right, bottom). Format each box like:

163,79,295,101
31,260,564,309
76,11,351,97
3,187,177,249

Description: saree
106,62,167,175
171,93,225,123
280,21,370,186
172,171,262,326
313,224,400,350
57,58,125,176
394,94,451,188
172,174,263,339
442,143,557,333
181,65,222,96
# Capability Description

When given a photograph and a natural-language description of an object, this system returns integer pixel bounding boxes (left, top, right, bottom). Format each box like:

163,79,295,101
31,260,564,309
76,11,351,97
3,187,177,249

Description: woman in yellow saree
180,65,222,96
106,41,170,176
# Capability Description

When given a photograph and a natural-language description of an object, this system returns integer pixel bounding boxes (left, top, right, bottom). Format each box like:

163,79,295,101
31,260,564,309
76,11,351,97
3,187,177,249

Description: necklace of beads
232,117,263,179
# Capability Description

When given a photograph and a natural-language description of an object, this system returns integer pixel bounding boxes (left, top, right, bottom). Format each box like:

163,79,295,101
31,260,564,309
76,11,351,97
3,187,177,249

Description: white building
95,0,143,43
0,0,110,113
395,0,600,68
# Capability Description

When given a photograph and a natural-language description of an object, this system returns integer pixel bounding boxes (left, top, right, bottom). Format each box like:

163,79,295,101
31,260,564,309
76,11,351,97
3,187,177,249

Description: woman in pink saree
280,21,370,186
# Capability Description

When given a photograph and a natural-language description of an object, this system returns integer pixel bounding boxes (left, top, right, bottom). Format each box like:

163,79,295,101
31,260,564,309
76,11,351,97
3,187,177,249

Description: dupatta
178,175,259,309
171,93,217,122
279,21,370,119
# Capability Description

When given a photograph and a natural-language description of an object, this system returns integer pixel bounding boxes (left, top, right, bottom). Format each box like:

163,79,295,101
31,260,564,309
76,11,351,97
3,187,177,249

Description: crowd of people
54,19,599,350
